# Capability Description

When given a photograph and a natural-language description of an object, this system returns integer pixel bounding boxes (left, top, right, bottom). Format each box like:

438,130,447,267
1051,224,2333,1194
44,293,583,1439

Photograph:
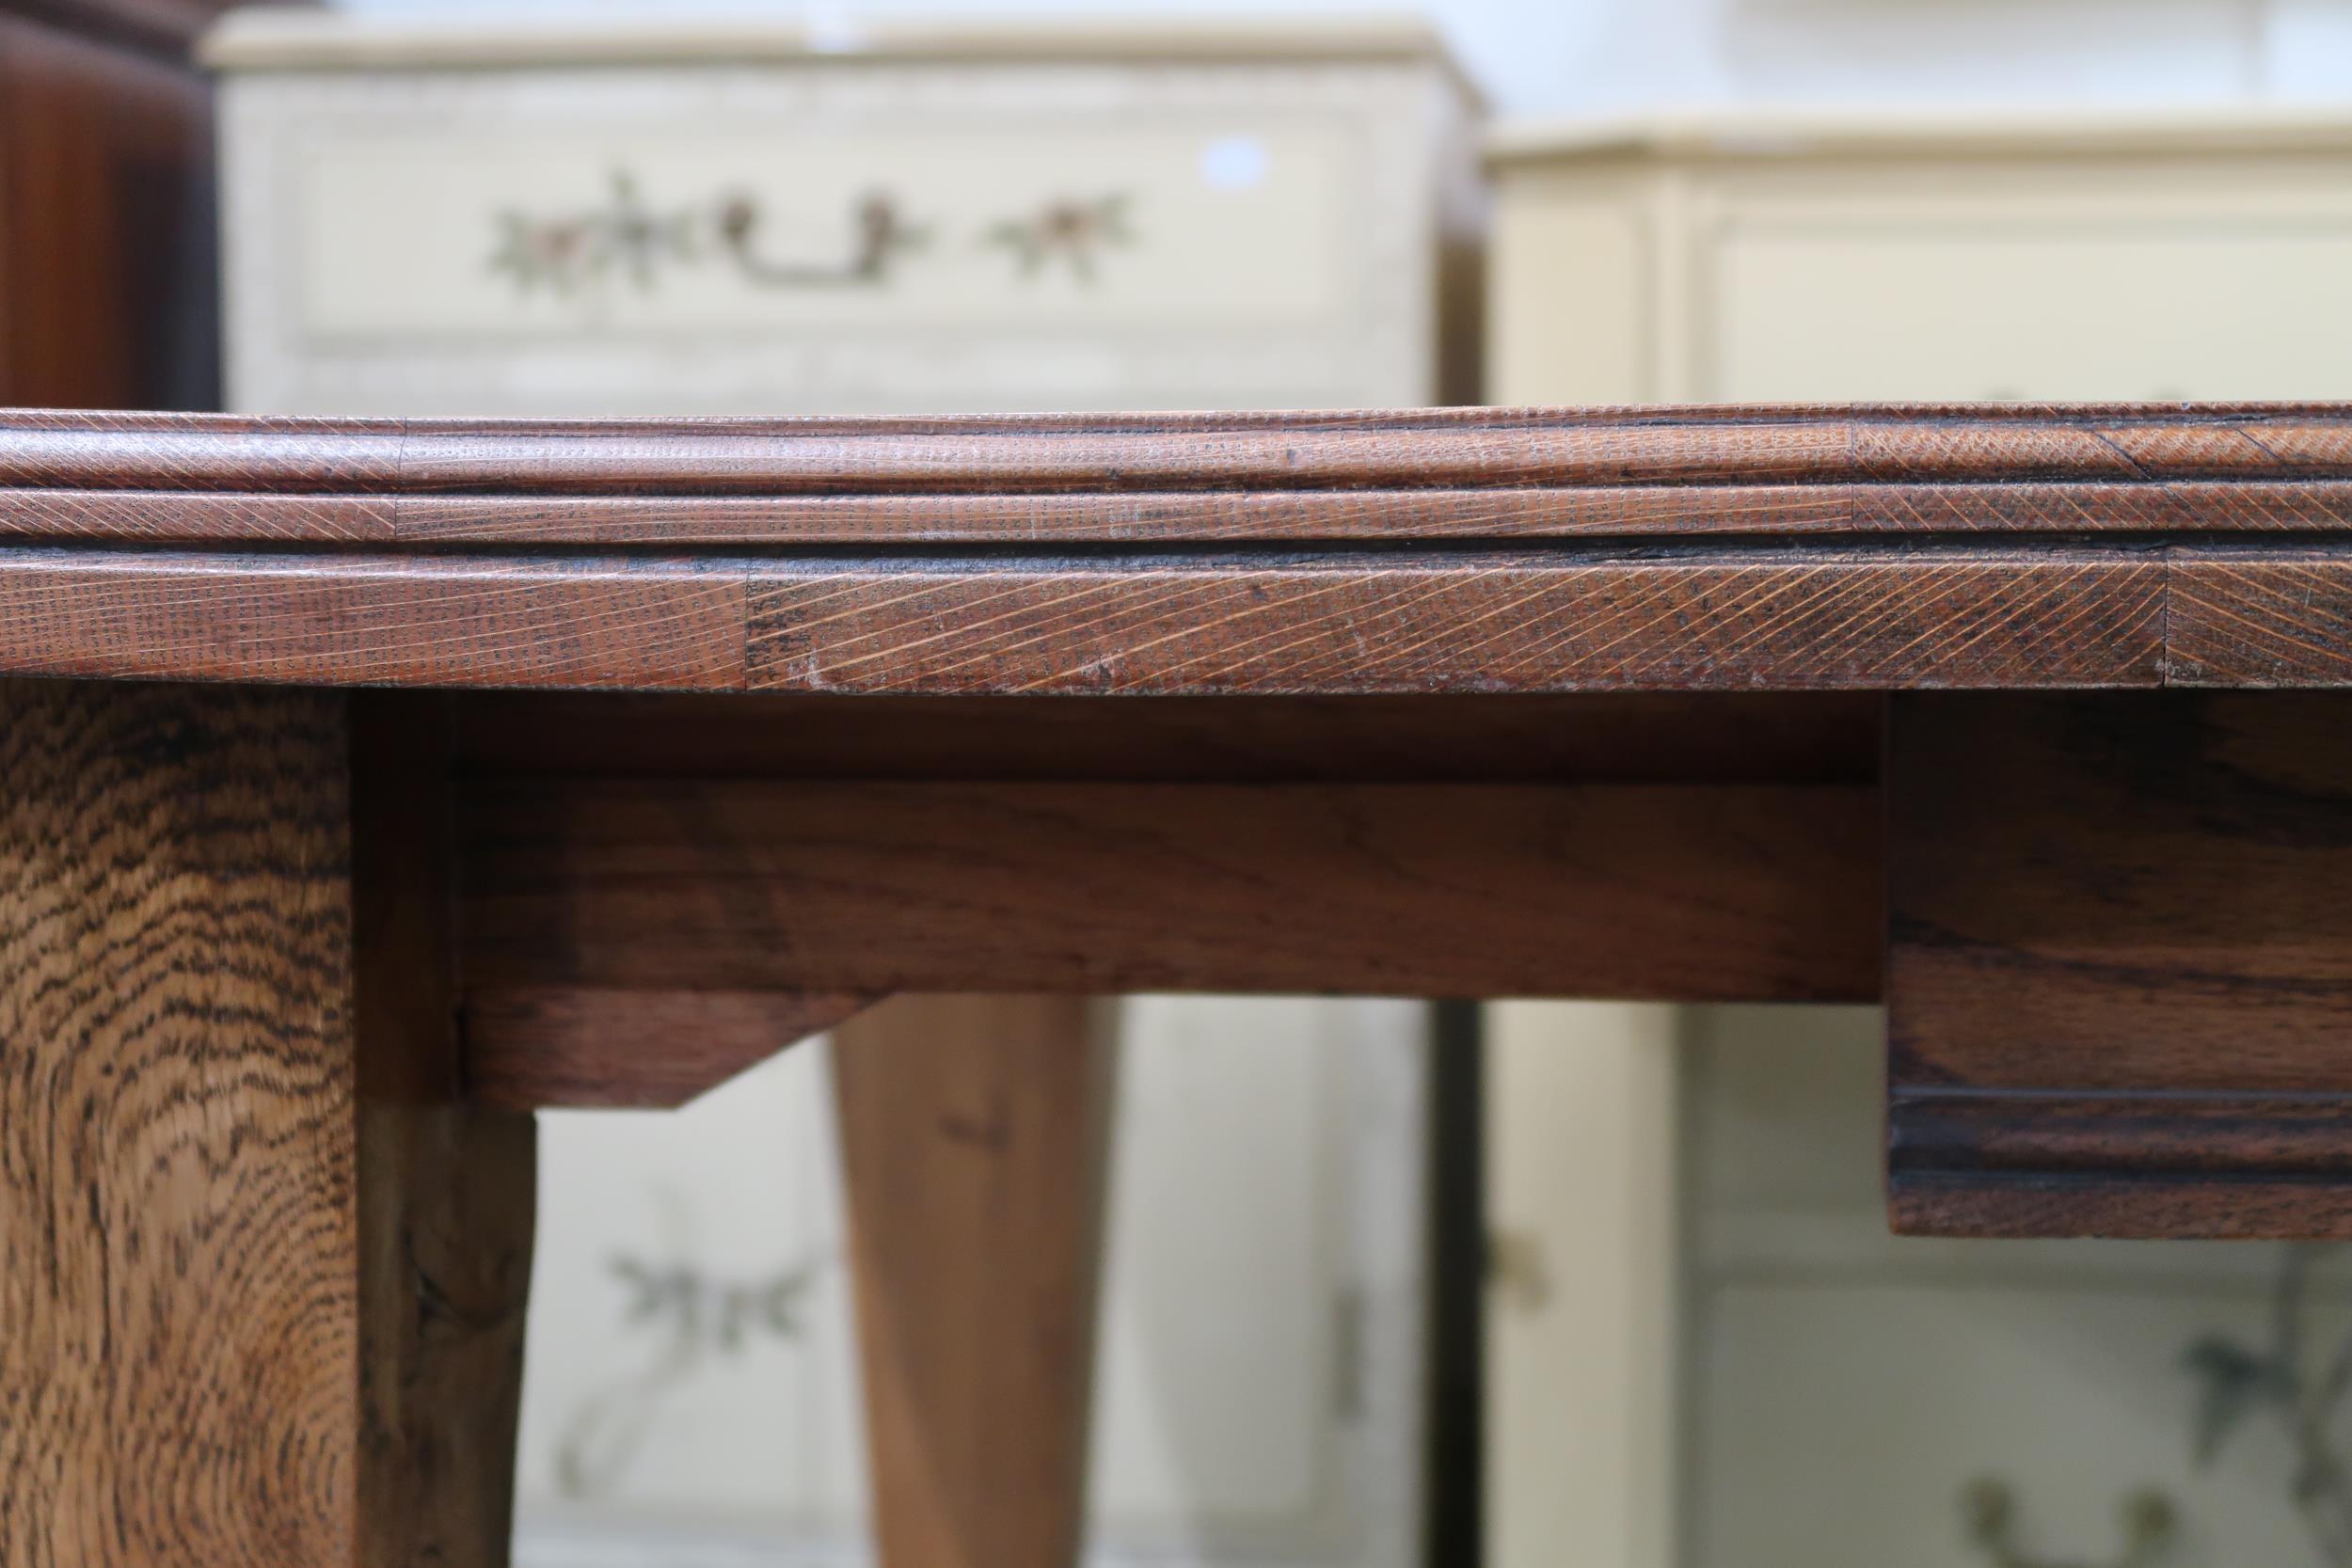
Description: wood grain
373,480,2352,546
0,679,356,1565
465,987,876,1109
2,406,2351,692
8,479,2352,546
834,994,1117,1568
451,690,1883,784
0,549,744,689
460,779,1880,1004
0,679,531,1565
1888,692,2352,1240
0,546,2191,693
0,487,395,541
9,404,2352,499
352,692,534,1566
747,555,2166,694
2170,549,2352,685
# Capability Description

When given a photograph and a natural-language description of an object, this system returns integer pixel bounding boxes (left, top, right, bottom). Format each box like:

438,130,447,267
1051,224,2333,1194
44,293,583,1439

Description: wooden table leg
0,681,534,1567
1888,691,2352,1241
834,993,1118,1568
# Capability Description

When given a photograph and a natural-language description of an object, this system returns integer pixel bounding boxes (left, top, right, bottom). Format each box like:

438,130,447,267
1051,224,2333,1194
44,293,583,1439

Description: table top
4,402,2346,693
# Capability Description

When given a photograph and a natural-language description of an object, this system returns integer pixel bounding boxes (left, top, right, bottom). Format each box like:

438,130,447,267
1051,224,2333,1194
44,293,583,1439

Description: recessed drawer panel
1715,221,2352,403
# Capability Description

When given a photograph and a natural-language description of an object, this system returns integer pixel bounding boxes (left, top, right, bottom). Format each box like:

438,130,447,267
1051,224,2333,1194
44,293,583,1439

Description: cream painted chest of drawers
209,11,1481,417
1487,108,2352,405
206,14,1480,1568
1483,108,2352,1568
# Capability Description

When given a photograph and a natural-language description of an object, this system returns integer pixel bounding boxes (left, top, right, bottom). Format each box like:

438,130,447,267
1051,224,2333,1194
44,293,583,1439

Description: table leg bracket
1887,692,2352,1241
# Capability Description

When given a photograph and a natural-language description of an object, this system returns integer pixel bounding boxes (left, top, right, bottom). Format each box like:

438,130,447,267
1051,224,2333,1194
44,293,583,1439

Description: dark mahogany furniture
0,0,236,411
5,402,2350,1564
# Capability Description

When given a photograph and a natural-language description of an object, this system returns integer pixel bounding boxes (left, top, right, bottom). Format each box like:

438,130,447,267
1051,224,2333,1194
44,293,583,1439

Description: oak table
6,402,2350,1565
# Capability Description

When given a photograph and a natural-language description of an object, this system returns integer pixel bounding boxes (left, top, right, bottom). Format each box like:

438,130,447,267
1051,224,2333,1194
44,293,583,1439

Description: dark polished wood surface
0,21,215,410
2,403,2350,691
1890,692,2352,1239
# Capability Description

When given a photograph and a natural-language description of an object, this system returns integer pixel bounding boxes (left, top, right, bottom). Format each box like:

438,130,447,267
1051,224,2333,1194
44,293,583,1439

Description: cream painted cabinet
213,12,1481,417
1485,109,2352,1568
210,15,1480,1567
1489,110,2352,405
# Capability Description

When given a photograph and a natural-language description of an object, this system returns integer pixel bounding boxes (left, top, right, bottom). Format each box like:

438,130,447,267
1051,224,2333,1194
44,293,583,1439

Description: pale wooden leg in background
833,993,1120,1568
0,681,533,1568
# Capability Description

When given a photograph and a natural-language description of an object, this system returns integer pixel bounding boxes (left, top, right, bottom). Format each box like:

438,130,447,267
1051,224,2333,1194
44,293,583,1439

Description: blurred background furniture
1487,108,2352,405
207,12,1481,1566
1482,107,2352,1568
0,0,238,410
212,10,1481,415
